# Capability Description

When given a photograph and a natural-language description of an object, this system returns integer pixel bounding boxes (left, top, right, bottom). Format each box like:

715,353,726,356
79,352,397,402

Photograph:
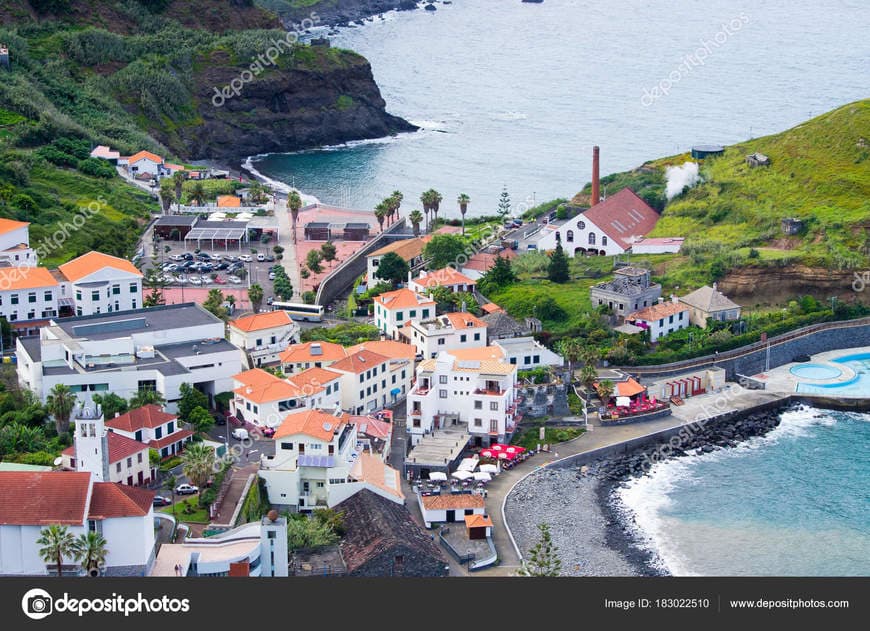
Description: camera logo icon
22,588,53,620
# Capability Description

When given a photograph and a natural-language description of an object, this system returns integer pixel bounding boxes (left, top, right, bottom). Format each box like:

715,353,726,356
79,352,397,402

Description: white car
232,428,249,440
256,254,266,262
175,484,199,495
169,254,185,262
268,271,276,280
227,275,242,284
238,254,253,263
189,277,202,285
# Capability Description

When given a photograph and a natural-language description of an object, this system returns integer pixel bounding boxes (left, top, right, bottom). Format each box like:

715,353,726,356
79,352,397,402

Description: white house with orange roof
126,150,165,178
625,297,690,342
409,267,478,294
0,218,37,267
58,251,143,316
0,266,60,335
406,346,518,447
373,287,436,340
366,236,430,284
89,145,121,163
258,408,403,511
106,404,194,459
401,311,488,359
328,349,396,414
278,340,348,374
229,310,299,367
230,367,342,428
347,339,415,404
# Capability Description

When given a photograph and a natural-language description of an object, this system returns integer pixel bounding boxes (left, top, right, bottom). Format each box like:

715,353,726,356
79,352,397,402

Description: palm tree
172,171,185,205
37,525,75,577
71,532,108,576
558,338,583,379
225,295,236,314
420,190,433,232
159,187,175,214
429,189,443,228
288,191,302,244
181,442,216,488
46,383,76,435
129,389,166,409
597,379,615,406
374,201,389,233
457,193,470,235
390,190,403,224
248,283,264,313
189,182,206,206
409,209,424,237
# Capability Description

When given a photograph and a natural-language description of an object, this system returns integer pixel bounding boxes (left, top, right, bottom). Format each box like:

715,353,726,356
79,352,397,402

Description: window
155,426,163,440
137,453,143,463
256,338,263,347
533,355,540,364
91,290,100,301
281,442,293,450
490,419,499,433
602,236,608,246
474,400,483,410
577,220,586,229
588,232,596,245
422,309,430,318
460,334,467,342
410,310,416,318
132,299,137,309
566,230,574,242
130,282,137,293
437,338,445,345
439,375,448,384
474,333,481,341
396,311,403,321
126,457,132,467
112,284,120,295
439,389,447,398
10,294,18,305
524,356,531,365
359,390,364,400
490,401,499,411
167,421,174,434
135,430,143,442
27,311,35,320
659,318,664,327
76,290,82,301
509,357,517,364
359,374,364,383
116,462,122,473
474,418,482,427
316,482,324,488
44,291,53,302
669,314,674,324
28,292,36,303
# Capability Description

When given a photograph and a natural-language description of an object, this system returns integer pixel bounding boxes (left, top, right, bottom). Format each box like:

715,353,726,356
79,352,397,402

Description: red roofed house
279,340,348,374
0,266,60,335
328,349,395,414
0,217,37,268
58,251,144,316
401,311,488,359
373,288,436,340
626,296,690,342
126,150,164,178
230,367,342,428
228,310,299,367
537,187,660,257
409,267,477,294
106,404,193,459
0,470,156,576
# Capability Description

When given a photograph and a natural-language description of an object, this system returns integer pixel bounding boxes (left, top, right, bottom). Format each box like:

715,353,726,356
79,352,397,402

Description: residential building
418,492,486,527
373,288,436,340
401,311,488,359
336,489,448,577
329,349,395,414
90,145,121,163
0,471,155,576
231,367,342,428
460,249,517,280
536,188,660,256
259,408,402,511
279,341,347,374
493,336,564,369
409,267,477,294
480,309,530,340
679,283,742,328
229,311,299,367
58,251,143,317
626,298,690,342
366,236,429,284
351,415,393,459
106,404,193,459
126,150,164,178
346,340,415,405
630,237,685,254
589,266,662,318
0,218,37,267
61,404,152,486
16,303,243,413
406,346,518,447
0,267,60,335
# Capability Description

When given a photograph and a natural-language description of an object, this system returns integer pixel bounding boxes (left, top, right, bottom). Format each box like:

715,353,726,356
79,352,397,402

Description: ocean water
248,0,870,215
617,406,870,576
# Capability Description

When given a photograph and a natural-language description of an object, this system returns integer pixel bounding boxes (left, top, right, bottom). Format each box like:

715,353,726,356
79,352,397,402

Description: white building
589,266,662,319
366,236,429,285
231,367,342,428
106,404,193,459
418,493,486,527
346,340,415,406
373,288,436,340
0,266,60,336
409,267,478,294
228,310,299,367
0,471,156,576
536,188,660,257
493,336,564,370
279,341,348,374
61,404,152,486
630,237,685,254
126,150,164,178
0,218,37,267
626,298,690,342
401,312,488,359
406,347,518,448
328,349,396,414
259,409,403,512
58,251,143,316
16,303,243,413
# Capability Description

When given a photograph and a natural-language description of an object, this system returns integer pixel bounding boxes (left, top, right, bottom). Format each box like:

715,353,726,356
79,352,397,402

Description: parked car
169,254,185,262
267,296,274,305
152,495,172,507
175,484,199,495
189,277,202,285
260,426,275,438
213,412,226,426
238,254,253,262
227,275,242,284
224,255,237,262
264,255,275,262
256,253,266,262
268,271,276,280
232,428,249,440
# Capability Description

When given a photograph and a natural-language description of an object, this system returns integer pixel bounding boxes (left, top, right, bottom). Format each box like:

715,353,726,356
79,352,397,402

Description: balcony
410,408,422,417
474,388,505,396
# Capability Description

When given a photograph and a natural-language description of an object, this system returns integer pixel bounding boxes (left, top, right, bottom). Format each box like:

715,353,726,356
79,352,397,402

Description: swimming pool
790,363,843,380
796,353,870,397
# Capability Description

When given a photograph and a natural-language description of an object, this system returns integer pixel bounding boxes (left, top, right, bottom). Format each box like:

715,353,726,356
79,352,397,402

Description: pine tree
497,185,511,220
517,523,562,577
547,240,570,283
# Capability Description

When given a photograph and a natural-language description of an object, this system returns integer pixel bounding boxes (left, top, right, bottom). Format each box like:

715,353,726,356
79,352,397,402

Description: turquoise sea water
617,406,870,576
247,0,870,215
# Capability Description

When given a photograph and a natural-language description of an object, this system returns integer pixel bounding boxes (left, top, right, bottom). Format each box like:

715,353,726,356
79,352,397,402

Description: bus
271,302,324,322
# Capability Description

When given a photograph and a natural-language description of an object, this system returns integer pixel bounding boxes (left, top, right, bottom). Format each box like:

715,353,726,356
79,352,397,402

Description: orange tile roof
88,483,153,519
442,312,487,329
350,452,404,500
59,251,142,282
106,405,176,432
464,513,493,528
127,150,164,165
330,349,391,374
481,303,503,314
274,408,348,442
292,366,342,390
0,217,29,235
217,195,242,208
616,378,646,398
627,301,688,322
348,340,416,361
0,266,58,291
235,378,315,404
0,471,91,525
148,429,194,450
448,346,505,361
369,236,431,260
279,341,347,365
165,163,185,171
414,267,477,290
233,367,280,389
421,494,485,510
374,288,435,311
351,416,392,440
63,431,148,464
230,310,293,332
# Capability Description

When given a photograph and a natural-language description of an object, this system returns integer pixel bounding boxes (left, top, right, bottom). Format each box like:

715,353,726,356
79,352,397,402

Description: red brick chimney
591,145,600,206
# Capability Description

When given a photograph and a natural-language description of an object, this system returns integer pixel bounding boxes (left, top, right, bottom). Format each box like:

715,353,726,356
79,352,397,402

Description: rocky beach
505,405,789,576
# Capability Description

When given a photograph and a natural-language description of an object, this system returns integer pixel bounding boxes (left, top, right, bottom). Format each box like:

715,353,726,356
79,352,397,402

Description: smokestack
591,146,600,206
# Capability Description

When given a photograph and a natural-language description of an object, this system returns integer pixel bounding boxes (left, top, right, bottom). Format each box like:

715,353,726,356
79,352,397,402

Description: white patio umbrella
472,471,492,482
428,471,447,481
479,464,499,474
451,470,473,481
458,458,478,472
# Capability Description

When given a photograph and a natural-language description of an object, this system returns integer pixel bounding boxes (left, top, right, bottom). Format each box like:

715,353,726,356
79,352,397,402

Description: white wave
492,110,528,121
241,155,320,205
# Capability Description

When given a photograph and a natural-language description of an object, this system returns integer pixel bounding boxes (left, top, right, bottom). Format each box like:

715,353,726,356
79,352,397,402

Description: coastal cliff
268,0,422,28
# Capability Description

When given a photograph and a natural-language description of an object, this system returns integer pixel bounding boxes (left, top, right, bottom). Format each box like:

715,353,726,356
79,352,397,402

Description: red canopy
480,449,496,459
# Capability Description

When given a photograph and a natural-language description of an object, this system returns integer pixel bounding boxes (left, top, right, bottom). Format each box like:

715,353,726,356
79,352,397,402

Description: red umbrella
480,449,495,459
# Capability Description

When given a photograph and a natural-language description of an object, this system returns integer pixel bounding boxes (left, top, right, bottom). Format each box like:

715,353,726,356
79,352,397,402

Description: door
137,471,144,485
446,510,455,522
126,476,133,486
